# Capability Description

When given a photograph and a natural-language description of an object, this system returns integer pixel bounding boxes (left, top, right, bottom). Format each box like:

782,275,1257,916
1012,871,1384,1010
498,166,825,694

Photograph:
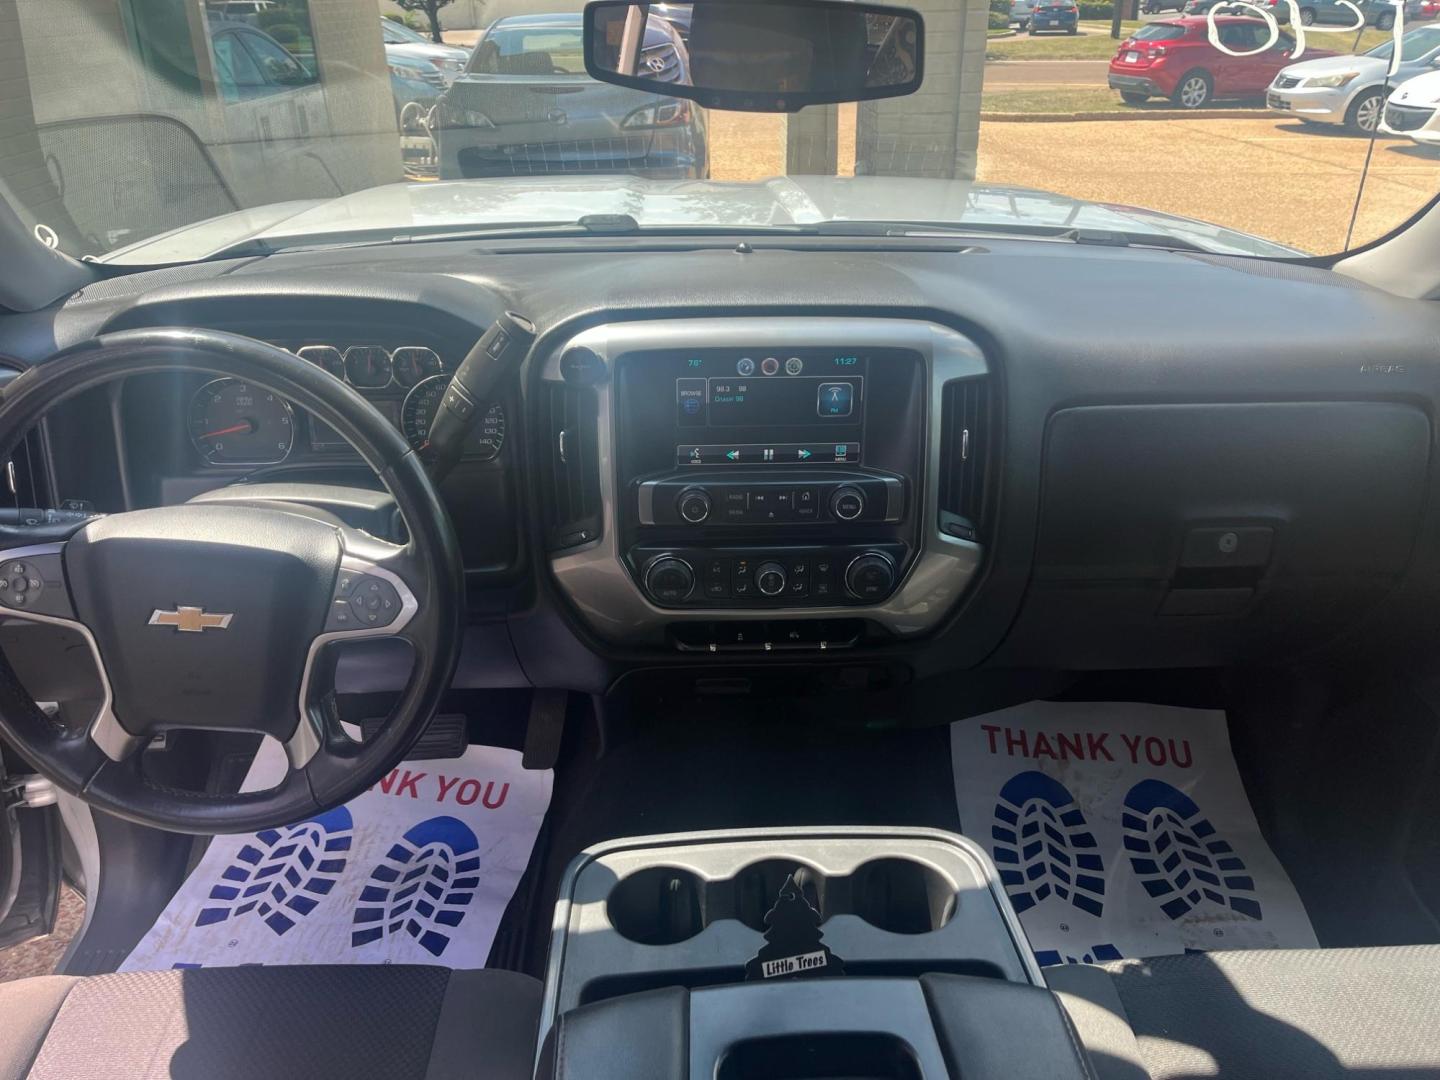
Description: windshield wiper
811,219,1212,253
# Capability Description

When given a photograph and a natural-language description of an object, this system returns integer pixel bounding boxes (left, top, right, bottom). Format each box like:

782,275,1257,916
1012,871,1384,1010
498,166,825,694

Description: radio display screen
673,352,866,429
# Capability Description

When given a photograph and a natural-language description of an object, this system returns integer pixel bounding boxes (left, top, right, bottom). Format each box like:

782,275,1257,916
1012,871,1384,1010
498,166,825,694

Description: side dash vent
938,377,992,542
539,381,601,551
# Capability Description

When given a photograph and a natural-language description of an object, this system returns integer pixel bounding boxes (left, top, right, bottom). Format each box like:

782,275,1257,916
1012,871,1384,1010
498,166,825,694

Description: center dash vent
539,381,601,551
938,377,992,543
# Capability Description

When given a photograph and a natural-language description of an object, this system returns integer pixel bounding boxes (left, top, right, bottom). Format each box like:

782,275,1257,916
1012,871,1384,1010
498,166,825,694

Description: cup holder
850,858,956,935
732,860,825,931
607,866,706,945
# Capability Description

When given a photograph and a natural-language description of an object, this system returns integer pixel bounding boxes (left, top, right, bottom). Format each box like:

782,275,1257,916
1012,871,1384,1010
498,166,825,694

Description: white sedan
1379,69,1440,145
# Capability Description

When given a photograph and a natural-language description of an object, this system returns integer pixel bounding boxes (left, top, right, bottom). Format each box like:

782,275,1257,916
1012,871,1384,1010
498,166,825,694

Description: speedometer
188,378,294,465
400,375,505,461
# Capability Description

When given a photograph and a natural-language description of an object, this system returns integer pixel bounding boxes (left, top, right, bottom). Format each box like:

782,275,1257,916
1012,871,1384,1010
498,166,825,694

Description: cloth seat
0,965,541,1080
1049,946,1440,1080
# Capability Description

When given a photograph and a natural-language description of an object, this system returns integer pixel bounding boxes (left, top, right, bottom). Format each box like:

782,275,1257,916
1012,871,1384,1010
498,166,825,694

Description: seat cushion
1049,946,1440,1080
0,965,541,1080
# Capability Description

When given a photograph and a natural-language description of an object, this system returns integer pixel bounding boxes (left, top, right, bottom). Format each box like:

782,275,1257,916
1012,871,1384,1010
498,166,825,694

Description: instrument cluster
187,342,505,466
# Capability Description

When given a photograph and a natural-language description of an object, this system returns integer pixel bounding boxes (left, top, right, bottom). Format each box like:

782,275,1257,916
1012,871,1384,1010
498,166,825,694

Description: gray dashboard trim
545,318,986,641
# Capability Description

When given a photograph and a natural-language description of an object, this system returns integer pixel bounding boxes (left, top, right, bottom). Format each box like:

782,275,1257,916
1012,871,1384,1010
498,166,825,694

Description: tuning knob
830,486,866,521
845,553,895,601
755,561,788,597
677,488,712,524
644,556,695,603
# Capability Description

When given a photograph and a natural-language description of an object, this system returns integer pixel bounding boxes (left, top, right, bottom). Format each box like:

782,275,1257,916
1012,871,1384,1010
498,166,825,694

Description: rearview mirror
583,0,924,112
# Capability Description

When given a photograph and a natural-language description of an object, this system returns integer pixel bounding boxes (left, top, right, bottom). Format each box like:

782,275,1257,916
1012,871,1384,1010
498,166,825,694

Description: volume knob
677,488,712,524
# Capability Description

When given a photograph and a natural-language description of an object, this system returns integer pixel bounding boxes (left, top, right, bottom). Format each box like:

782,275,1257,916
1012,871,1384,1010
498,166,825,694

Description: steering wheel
0,329,463,834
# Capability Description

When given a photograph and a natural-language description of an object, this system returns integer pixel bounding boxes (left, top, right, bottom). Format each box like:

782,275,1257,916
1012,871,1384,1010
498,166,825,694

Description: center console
535,828,1093,1079
542,319,989,648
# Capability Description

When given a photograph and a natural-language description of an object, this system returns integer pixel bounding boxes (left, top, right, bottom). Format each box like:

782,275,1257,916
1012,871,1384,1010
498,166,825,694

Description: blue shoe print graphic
1034,943,1124,968
1122,778,1262,922
992,771,1106,918
195,806,353,935
351,815,481,957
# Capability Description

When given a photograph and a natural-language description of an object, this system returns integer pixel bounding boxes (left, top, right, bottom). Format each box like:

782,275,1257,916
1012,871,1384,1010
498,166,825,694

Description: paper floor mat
951,701,1316,966
122,740,551,972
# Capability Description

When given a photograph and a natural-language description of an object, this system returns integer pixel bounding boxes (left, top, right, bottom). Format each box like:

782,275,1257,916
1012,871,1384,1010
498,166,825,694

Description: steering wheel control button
645,557,696,604
678,488,712,524
846,553,897,601
0,551,70,617
830,486,866,521
328,573,402,629
755,561,787,597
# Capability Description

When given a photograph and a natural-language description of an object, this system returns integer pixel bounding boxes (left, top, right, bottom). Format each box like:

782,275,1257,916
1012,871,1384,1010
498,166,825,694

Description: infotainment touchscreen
664,350,868,466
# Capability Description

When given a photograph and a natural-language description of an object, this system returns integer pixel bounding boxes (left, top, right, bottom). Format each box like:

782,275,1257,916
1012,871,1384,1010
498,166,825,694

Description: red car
1108,16,1327,108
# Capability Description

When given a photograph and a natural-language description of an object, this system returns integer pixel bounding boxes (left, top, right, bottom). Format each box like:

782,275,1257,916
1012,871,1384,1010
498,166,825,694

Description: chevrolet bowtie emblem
148,606,233,633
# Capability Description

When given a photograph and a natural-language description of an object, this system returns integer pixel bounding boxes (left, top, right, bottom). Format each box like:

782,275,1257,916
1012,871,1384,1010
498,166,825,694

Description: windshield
3,0,1436,262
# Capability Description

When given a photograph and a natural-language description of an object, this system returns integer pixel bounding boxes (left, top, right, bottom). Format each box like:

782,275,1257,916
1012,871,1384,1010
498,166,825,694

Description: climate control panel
632,544,906,608
638,473,903,527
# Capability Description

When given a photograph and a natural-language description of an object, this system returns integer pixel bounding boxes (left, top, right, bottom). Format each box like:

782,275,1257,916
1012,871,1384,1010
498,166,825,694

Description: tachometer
391,346,444,388
188,378,295,465
401,374,505,461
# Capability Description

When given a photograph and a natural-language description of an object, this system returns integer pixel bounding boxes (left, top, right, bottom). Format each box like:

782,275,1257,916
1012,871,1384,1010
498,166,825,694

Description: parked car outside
1141,0,1188,13
1181,0,1245,16
1379,67,1440,143
1029,0,1080,33
208,20,317,102
435,13,707,181
387,51,445,132
1293,0,1399,26
1243,0,1400,25
381,17,470,85
1267,24,1440,132
1010,0,1037,30
1109,16,1326,107
649,3,694,41
1407,0,1440,20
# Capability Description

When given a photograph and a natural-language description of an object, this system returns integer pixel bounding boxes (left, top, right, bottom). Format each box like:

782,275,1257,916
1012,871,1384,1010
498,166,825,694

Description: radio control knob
644,556,695,603
755,561,788,597
830,486,866,522
845,552,896,601
677,488,712,524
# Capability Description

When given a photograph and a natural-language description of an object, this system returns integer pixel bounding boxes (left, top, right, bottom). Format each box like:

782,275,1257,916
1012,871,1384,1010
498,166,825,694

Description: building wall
2,0,402,255
854,0,988,179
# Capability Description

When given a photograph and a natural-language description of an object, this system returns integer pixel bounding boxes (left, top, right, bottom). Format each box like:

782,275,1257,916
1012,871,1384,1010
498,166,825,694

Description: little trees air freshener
744,871,844,980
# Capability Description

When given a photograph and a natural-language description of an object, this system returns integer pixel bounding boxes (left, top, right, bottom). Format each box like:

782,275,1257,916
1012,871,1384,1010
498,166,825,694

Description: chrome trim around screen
545,318,987,642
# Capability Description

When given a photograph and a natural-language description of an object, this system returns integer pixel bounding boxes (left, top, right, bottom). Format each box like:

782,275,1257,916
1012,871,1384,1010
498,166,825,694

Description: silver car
1266,24,1440,132
381,17,471,85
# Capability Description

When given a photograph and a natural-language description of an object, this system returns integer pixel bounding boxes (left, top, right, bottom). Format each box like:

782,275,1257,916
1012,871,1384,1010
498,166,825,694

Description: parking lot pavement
977,116,1440,253
985,60,1112,86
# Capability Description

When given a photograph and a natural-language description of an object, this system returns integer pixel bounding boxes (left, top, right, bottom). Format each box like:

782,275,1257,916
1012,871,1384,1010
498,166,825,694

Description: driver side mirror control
326,571,403,631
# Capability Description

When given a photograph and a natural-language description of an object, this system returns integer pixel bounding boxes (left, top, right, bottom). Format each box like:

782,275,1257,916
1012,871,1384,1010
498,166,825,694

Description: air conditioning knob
644,556,695,603
830,486,866,522
755,561,788,597
677,488,712,524
845,552,896,601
